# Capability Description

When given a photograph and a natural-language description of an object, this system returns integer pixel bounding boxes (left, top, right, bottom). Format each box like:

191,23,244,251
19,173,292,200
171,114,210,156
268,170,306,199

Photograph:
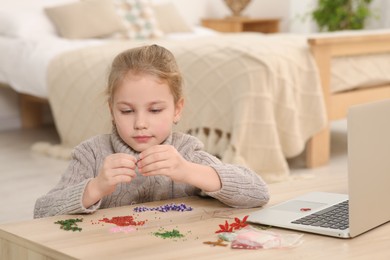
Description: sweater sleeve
175,133,269,208
207,164,269,208
193,150,269,208
33,142,102,218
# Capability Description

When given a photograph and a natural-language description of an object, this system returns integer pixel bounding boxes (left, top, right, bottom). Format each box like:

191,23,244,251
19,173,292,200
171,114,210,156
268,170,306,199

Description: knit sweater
34,131,269,218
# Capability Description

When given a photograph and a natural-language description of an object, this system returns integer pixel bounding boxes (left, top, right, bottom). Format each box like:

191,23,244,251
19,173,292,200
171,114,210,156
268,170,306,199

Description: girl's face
110,72,183,152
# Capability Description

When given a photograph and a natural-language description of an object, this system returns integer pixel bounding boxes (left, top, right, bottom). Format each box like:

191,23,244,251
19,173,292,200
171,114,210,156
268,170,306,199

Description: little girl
34,45,269,218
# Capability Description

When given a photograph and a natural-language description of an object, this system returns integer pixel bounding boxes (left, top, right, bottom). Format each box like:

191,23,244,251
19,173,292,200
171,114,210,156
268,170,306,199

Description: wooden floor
0,121,348,224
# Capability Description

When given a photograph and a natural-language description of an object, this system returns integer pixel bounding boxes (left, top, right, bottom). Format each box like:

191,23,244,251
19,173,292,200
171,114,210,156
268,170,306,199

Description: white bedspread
46,33,327,182
0,27,218,97
0,36,104,98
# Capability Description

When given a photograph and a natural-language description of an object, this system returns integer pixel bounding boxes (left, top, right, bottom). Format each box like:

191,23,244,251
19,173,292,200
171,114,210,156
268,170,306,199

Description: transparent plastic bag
231,226,303,249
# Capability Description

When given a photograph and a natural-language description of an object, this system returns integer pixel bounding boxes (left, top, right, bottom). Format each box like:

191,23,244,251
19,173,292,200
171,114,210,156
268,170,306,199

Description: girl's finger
107,154,137,169
111,168,137,178
139,145,169,161
114,174,133,183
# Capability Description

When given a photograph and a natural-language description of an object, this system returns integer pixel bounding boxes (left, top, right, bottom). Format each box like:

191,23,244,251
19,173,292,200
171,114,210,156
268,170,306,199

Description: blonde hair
107,44,183,105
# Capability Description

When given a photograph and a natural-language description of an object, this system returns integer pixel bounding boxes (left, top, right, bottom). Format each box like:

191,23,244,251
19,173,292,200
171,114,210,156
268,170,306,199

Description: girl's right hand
95,153,138,196
82,153,137,208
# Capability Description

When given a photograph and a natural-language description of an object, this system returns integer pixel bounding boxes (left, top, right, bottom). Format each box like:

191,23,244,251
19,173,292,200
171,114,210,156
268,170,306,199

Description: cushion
152,2,193,33
111,0,163,40
44,0,127,39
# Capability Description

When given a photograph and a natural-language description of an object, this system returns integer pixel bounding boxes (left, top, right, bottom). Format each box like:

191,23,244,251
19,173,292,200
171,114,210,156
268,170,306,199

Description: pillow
0,8,57,39
42,0,83,7
111,0,163,40
44,0,127,39
152,2,193,33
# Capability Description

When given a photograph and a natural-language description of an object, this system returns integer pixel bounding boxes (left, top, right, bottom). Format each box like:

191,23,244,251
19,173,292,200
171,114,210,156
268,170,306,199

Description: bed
1,1,390,183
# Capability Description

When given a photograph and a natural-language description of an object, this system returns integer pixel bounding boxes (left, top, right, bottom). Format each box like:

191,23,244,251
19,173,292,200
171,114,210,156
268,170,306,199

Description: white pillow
0,8,57,39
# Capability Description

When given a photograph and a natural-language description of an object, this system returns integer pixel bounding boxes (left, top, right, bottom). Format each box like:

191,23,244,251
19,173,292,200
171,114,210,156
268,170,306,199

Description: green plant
312,0,374,31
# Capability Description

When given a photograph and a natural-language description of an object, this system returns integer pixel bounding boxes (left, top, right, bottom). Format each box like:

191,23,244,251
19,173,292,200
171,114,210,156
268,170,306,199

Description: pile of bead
152,228,185,239
133,203,193,213
99,215,146,227
54,218,83,232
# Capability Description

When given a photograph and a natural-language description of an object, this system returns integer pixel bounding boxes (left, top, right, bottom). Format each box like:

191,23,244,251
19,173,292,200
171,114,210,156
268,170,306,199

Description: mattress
331,52,390,92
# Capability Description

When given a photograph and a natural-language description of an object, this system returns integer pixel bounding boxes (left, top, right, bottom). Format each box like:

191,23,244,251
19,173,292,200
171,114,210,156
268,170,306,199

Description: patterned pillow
112,0,163,40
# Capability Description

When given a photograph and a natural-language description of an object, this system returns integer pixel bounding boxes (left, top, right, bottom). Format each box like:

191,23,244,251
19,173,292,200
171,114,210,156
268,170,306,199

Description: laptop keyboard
291,200,349,230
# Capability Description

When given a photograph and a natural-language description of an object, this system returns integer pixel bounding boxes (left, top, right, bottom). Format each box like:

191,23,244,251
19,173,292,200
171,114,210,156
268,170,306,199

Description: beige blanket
47,33,326,183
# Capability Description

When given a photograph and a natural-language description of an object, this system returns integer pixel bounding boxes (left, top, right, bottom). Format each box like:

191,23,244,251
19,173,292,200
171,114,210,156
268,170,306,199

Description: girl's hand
95,153,138,196
83,153,137,208
138,145,188,182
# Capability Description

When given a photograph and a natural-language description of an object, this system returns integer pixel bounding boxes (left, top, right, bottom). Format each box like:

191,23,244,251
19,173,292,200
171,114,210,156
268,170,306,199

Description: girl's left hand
138,145,188,182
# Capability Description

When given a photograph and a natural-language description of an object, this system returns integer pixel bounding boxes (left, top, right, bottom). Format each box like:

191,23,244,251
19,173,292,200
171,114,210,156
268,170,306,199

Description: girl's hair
107,44,183,105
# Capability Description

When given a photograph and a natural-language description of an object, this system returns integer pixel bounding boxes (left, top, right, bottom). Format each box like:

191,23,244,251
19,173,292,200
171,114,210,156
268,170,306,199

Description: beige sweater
34,131,269,218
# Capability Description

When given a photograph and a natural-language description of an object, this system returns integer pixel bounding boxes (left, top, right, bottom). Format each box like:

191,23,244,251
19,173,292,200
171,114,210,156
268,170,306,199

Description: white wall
161,0,291,32
288,0,317,33
366,0,390,29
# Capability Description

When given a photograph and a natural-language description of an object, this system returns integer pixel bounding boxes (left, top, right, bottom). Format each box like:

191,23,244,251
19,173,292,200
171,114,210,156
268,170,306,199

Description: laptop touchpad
272,200,327,212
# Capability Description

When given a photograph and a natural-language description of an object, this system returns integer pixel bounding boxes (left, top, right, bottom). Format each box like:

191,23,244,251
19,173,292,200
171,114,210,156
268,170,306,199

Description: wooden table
201,17,280,33
1,170,390,260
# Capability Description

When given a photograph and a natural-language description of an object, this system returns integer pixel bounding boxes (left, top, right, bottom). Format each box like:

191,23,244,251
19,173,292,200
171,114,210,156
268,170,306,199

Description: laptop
248,99,390,238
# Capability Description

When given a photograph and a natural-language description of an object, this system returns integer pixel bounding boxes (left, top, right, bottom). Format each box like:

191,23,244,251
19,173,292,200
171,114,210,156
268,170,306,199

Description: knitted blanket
46,33,326,183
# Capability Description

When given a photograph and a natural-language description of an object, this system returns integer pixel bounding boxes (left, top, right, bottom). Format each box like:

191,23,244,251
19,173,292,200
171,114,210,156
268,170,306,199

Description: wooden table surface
1,170,389,260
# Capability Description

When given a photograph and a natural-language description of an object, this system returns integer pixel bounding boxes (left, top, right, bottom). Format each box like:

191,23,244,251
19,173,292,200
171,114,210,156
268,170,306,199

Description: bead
99,215,146,227
54,218,83,232
133,203,193,213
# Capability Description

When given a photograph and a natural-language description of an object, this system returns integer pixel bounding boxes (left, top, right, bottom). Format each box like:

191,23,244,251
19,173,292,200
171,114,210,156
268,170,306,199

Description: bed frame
12,33,390,168
17,94,48,128
306,33,390,167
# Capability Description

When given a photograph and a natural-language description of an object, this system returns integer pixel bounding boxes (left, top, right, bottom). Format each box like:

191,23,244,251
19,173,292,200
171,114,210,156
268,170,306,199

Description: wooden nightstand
201,17,280,33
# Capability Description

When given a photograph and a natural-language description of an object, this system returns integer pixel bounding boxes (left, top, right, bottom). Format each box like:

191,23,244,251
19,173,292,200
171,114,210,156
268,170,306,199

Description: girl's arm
138,143,269,208
34,143,98,218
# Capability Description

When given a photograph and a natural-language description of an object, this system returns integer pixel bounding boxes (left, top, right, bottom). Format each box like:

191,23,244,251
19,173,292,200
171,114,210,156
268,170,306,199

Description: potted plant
311,0,375,31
